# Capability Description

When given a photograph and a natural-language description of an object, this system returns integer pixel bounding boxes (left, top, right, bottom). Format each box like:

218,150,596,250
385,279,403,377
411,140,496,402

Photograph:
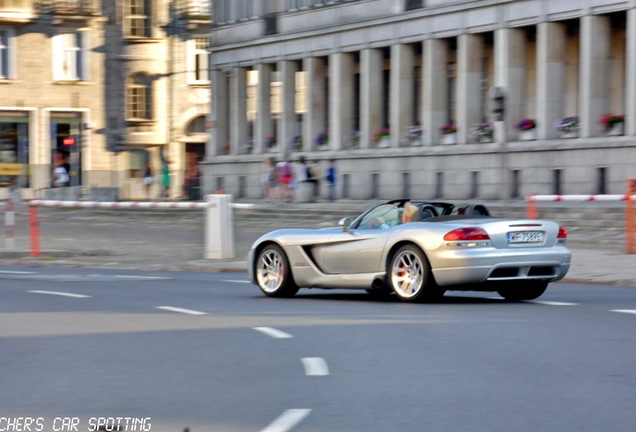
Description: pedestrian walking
260,157,276,201
143,163,153,199
52,161,69,188
326,159,337,201
160,160,170,198
278,156,294,202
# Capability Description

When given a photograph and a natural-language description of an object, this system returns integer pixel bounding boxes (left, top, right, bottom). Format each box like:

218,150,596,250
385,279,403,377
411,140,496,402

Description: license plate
507,231,544,244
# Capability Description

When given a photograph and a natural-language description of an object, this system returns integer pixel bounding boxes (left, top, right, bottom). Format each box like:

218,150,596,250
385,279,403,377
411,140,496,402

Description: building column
209,69,229,157
457,33,484,144
537,21,566,140
360,48,383,149
278,59,298,155
255,63,274,154
495,28,527,140
303,57,327,151
329,52,355,151
390,43,415,147
580,15,611,138
626,9,636,135
422,38,448,146
229,66,248,156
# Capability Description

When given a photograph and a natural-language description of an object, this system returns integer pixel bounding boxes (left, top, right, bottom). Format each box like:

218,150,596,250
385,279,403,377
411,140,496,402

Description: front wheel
387,245,444,302
497,281,549,301
255,244,299,298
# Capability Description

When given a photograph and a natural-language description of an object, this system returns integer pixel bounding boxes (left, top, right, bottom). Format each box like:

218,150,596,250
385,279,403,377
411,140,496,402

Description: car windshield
355,204,400,230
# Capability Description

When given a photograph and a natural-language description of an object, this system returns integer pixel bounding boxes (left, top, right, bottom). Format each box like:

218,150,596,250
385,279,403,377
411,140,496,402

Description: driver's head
402,202,418,224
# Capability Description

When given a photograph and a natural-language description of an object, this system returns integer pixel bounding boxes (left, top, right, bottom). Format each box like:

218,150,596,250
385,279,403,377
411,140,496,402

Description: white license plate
507,231,544,244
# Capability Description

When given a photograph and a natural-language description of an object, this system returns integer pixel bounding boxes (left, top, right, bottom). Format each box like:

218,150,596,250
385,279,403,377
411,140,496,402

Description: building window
405,0,423,10
53,31,88,81
125,0,150,37
188,37,209,84
127,73,152,120
0,28,15,80
128,149,149,178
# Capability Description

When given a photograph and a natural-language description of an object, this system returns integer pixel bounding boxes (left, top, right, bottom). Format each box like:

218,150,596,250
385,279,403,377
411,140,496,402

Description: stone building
206,0,636,200
0,0,210,200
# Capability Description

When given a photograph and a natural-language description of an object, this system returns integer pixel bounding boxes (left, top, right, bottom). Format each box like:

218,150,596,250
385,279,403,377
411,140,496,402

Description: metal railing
36,0,97,15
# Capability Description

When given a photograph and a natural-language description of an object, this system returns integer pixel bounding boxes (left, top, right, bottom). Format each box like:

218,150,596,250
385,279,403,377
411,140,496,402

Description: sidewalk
0,201,634,286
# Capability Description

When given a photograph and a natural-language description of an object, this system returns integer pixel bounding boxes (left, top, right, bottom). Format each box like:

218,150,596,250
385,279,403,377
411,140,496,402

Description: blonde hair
402,202,418,223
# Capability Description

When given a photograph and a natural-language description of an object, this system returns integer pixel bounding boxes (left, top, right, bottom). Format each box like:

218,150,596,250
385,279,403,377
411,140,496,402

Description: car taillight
444,227,490,241
557,226,568,239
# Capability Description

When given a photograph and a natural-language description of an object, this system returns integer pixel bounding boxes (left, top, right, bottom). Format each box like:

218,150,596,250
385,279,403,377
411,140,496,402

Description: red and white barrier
27,195,255,259
526,179,636,254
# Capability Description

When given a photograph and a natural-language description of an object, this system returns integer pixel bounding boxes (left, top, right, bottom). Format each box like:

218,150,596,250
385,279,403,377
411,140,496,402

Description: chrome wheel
388,244,443,302
255,244,299,298
391,249,425,299
257,248,284,293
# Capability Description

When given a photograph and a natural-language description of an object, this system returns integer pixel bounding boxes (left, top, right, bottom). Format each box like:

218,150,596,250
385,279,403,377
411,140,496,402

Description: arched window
127,73,152,121
186,116,207,135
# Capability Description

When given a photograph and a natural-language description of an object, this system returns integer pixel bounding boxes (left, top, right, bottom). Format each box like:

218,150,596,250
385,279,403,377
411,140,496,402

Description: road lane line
156,306,207,316
301,357,329,376
0,270,37,275
611,309,636,315
223,279,251,284
253,327,293,339
528,300,579,306
260,409,311,432
115,275,169,280
29,290,90,298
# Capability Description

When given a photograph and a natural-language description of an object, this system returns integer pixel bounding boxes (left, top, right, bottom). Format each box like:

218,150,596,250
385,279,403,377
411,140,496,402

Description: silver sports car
248,200,571,302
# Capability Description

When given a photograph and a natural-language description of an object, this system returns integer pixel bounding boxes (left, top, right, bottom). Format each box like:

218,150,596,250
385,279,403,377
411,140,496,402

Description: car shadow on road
288,292,508,304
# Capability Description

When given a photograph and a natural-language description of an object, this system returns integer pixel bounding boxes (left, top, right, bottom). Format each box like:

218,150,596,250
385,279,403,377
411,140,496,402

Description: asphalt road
2,267,636,432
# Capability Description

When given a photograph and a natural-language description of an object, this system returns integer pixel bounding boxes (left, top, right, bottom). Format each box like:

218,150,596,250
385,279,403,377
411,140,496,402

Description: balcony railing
36,0,98,16
179,0,210,20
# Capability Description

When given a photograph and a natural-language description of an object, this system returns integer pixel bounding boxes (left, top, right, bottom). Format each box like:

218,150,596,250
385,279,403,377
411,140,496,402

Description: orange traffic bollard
526,195,538,220
29,205,40,257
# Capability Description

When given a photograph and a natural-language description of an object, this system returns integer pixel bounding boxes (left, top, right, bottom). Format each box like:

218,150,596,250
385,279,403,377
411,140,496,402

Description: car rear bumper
430,247,571,287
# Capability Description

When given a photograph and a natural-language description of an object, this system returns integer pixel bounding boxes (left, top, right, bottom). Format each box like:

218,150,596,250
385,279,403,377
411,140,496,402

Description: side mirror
338,217,351,232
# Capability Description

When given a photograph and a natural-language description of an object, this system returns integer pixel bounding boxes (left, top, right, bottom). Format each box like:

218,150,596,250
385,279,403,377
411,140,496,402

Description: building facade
0,0,210,200
206,0,636,200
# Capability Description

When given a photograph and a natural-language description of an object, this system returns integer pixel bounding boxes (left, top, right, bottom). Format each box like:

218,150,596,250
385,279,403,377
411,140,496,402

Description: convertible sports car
248,200,571,302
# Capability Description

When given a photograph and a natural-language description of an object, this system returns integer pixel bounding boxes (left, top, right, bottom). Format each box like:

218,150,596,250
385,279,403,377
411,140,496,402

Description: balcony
0,0,35,23
36,0,99,20
178,0,210,29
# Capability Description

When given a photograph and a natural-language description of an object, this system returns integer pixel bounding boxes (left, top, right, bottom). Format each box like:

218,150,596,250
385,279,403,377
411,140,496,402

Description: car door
313,205,398,274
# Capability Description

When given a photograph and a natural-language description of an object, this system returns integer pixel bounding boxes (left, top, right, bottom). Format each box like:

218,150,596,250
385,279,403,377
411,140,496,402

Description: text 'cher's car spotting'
248,200,571,302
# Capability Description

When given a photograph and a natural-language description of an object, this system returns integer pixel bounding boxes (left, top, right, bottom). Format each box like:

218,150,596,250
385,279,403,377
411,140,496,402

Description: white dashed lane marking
156,306,207,316
0,270,37,275
301,357,330,376
29,290,90,299
260,409,312,432
223,279,251,284
528,300,579,306
611,309,636,315
253,327,294,339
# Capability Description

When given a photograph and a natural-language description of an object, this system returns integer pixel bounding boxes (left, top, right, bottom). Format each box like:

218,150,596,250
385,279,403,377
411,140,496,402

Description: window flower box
516,118,536,141
599,113,625,136
555,116,579,138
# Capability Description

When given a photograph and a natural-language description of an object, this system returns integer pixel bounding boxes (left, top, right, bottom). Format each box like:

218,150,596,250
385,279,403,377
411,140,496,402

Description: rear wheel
497,281,549,301
387,245,445,302
255,244,299,298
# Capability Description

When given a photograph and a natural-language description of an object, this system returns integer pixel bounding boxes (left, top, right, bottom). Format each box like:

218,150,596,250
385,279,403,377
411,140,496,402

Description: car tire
255,244,299,298
496,281,549,301
387,245,444,302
